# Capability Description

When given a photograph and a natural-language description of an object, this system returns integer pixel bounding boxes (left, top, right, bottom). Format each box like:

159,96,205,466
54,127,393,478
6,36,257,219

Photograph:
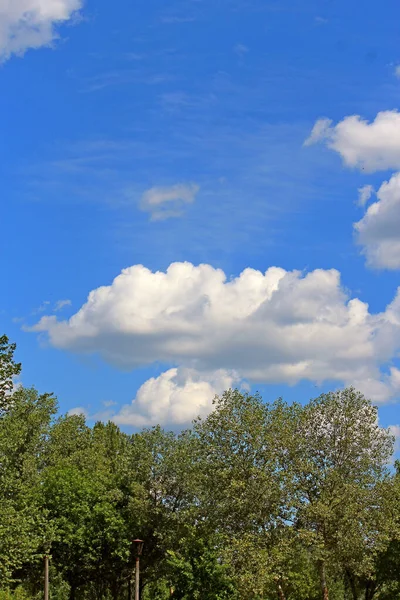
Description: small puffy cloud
305,111,400,172
358,184,374,207
28,261,400,403
113,367,243,427
140,183,199,220
395,65,400,79
0,0,82,61
355,172,400,269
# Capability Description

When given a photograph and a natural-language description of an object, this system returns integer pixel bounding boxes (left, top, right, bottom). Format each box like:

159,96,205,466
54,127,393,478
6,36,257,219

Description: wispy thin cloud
140,183,200,220
32,301,51,315
357,184,374,207
76,69,176,93
54,299,72,312
160,91,217,114
160,15,196,24
123,52,145,61
103,400,118,408
234,43,249,60
17,299,73,324
12,317,25,324
314,16,328,25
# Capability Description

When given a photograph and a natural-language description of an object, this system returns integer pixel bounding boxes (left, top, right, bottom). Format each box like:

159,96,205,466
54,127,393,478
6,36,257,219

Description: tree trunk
276,581,286,600
69,585,76,600
318,560,329,600
346,569,358,600
365,580,377,600
111,579,120,600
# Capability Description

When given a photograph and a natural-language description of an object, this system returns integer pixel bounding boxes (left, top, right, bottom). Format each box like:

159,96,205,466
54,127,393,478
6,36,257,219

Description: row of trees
1,334,400,600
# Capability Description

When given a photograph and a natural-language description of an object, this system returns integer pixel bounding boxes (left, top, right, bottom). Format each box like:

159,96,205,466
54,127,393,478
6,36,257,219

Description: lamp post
43,541,51,600
133,539,144,600
44,555,49,600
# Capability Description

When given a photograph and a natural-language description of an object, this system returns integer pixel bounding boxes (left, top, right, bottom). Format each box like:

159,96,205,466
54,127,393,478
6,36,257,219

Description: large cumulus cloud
29,261,400,405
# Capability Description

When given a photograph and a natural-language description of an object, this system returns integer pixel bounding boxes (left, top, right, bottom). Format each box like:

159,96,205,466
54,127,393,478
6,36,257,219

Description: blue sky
1,0,400,437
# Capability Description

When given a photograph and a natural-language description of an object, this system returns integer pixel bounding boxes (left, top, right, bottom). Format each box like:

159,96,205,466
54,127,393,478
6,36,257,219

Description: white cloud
388,424,400,454
305,111,400,172
102,399,117,408
389,424,400,437
27,261,400,404
352,367,400,404
67,406,88,417
355,172,400,269
68,368,241,426
113,367,242,426
5,376,23,398
0,0,82,61
54,299,72,312
140,183,199,220
395,65,400,79
32,300,51,314
304,117,333,146
357,184,374,207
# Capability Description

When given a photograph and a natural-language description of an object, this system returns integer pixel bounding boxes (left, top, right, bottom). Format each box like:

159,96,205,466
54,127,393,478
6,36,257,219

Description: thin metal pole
44,555,49,600
135,557,140,600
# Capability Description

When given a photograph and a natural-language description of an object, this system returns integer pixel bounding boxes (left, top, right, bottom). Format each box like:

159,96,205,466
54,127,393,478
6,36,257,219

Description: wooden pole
135,557,140,600
44,555,49,600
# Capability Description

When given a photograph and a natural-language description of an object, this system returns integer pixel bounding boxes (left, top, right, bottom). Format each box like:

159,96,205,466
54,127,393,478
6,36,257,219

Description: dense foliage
0,335,399,600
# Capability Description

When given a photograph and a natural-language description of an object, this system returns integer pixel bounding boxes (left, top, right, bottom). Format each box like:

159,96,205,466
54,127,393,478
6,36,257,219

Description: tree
191,390,298,598
0,386,57,586
288,388,394,600
129,425,200,595
0,335,21,411
166,530,238,600
41,418,140,600
0,341,398,600
355,462,400,600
